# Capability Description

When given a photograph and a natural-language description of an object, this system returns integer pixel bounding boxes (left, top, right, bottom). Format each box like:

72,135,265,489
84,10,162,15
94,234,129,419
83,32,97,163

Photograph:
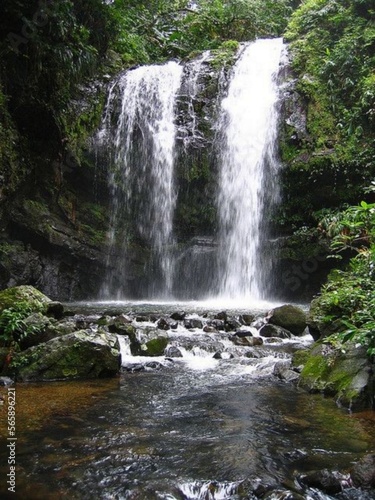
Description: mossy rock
11,330,120,381
307,296,346,341
267,304,307,336
0,286,51,314
298,341,374,410
140,336,169,357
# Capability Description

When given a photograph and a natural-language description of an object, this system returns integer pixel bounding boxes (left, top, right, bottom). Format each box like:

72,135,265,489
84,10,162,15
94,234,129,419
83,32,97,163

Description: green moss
0,84,22,196
209,40,240,70
292,349,311,367
301,354,331,382
142,336,168,357
299,340,372,407
0,286,50,314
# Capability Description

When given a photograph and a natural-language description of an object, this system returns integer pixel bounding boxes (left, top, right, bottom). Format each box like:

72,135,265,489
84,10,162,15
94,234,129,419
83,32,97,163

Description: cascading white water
217,38,284,301
181,51,210,148
98,62,183,298
98,40,284,301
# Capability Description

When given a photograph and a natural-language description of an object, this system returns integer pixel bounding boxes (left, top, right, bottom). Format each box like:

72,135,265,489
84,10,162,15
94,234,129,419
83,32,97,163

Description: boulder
214,311,227,321
46,301,64,319
231,335,263,347
0,285,51,314
202,325,216,333
350,454,375,489
18,313,59,350
157,317,177,330
267,304,306,336
165,346,183,358
140,336,169,357
170,311,186,321
224,318,241,332
297,469,346,495
184,318,203,329
207,319,225,331
108,317,136,337
259,324,291,339
0,376,14,386
239,314,254,326
12,330,120,381
297,341,374,410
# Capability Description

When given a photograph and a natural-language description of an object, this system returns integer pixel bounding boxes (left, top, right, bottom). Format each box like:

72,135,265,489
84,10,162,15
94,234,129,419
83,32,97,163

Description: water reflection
1,370,373,499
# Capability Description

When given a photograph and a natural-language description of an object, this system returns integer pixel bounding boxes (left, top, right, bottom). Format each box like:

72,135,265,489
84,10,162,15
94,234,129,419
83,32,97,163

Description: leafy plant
0,301,41,347
313,187,375,357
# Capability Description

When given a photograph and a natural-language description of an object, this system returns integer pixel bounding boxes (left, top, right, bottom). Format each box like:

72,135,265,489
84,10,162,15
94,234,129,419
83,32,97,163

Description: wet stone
157,317,171,330
224,318,241,332
239,314,255,326
297,469,346,495
165,346,183,358
136,315,150,322
170,311,186,321
351,453,375,489
0,376,14,386
259,324,291,339
203,325,218,333
214,311,227,321
184,318,203,329
207,319,225,331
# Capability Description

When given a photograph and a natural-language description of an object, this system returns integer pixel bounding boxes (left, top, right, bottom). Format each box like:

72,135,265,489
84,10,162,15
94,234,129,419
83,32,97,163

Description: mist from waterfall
216,38,284,301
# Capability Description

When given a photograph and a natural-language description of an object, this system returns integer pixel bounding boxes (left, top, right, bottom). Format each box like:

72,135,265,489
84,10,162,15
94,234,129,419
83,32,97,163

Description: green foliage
279,0,375,236
285,0,375,140
313,188,375,357
0,301,42,347
209,40,239,69
0,0,118,164
319,196,375,254
111,0,294,61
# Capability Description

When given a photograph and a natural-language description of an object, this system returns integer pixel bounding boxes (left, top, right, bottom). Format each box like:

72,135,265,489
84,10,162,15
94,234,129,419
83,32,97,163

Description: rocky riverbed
0,286,374,498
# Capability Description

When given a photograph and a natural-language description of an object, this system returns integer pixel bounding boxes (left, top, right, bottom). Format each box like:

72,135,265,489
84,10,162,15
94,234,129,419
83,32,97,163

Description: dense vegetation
283,0,375,357
0,0,295,184
280,0,375,229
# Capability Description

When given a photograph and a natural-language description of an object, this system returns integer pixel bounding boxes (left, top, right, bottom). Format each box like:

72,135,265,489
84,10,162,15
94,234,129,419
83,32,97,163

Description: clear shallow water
0,302,374,499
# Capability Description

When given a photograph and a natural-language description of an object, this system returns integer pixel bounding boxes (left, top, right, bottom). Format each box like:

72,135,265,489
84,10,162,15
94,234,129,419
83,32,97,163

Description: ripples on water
0,301,374,500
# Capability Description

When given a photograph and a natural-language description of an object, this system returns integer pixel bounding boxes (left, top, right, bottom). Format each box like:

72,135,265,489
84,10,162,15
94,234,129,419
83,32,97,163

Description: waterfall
97,39,284,301
98,62,183,298
216,38,284,301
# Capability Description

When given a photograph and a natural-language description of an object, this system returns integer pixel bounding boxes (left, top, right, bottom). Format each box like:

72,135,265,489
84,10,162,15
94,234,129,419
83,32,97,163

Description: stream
0,301,374,499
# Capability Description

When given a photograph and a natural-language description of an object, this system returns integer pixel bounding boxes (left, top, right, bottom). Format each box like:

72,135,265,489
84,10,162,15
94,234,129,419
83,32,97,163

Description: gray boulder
351,454,375,489
267,304,306,336
13,330,120,381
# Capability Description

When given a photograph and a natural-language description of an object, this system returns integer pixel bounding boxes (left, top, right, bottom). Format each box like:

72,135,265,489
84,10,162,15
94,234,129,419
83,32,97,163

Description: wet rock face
297,469,348,495
296,341,374,411
350,453,375,489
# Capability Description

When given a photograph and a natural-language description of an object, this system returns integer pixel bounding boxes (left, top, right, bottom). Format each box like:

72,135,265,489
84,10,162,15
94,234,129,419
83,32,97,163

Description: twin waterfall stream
98,38,284,302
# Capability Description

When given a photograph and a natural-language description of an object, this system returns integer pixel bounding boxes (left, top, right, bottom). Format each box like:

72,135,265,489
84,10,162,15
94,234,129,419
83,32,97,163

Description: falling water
179,50,211,149
217,38,284,301
98,62,183,298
